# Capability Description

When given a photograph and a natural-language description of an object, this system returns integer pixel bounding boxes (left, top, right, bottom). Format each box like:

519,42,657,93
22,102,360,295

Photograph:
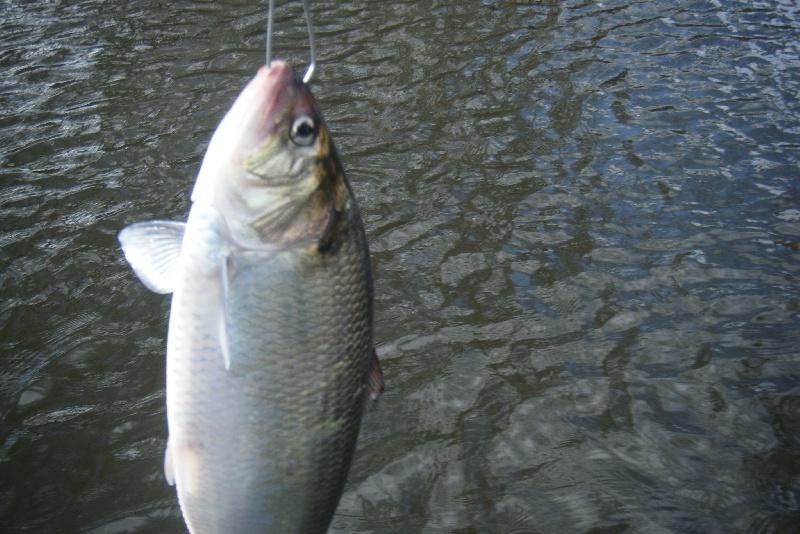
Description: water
2,0,799,532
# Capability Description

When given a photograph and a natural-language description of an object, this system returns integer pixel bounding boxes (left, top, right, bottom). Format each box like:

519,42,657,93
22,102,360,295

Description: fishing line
266,0,316,84
266,0,275,67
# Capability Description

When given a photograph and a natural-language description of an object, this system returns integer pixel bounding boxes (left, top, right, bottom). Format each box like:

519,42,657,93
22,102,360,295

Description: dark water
2,0,800,532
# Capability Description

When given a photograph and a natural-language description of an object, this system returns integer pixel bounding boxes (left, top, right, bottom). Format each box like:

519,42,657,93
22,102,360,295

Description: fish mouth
247,60,301,142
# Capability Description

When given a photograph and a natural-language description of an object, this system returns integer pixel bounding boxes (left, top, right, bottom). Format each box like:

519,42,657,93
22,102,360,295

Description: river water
2,0,799,532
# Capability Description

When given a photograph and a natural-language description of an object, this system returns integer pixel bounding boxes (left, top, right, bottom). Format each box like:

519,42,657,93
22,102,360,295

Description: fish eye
290,115,317,146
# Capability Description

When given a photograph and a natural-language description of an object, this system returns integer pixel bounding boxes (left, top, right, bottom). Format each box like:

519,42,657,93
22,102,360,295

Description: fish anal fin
164,439,175,486
164,438,201,494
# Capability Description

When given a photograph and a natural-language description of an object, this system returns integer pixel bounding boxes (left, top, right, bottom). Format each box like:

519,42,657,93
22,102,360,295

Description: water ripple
2,0,800,531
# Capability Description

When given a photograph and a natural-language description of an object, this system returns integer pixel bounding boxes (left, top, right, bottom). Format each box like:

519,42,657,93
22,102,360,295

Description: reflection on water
2,0,799,532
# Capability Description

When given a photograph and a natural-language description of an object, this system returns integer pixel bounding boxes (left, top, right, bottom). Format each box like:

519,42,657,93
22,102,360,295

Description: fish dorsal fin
363,348,385,411
118,221,186,294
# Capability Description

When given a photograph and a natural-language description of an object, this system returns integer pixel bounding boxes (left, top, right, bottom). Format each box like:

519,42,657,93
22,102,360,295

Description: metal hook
266,0,316,84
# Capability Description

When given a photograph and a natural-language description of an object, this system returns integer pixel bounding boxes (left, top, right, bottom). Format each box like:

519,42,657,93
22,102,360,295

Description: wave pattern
1,0,799,532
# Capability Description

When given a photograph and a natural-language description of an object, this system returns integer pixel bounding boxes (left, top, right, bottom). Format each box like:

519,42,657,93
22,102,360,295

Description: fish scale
119,61,382,533
166,207,372,533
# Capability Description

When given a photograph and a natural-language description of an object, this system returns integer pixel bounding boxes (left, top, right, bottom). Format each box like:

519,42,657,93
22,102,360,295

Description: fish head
192,60,345,249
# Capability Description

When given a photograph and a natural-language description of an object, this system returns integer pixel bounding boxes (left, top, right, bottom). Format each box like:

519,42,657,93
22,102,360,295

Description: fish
118,60,384,533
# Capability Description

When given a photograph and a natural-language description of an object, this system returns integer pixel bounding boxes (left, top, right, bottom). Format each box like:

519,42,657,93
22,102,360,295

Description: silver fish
119,60,383,533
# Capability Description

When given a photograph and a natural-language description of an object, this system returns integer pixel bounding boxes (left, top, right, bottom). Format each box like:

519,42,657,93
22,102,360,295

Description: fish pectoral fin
219,254,232,371
363,348,385,411
118,221,186,294
219,313,231,371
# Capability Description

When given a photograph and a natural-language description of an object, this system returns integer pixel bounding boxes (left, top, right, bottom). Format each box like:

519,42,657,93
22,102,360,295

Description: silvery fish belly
118,61,383,534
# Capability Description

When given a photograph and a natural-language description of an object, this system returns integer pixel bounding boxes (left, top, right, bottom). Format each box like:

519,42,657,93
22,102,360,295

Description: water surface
1,0,799,532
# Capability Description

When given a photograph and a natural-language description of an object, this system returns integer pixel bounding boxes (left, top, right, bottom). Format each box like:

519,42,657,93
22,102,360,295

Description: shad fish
118,60,384,533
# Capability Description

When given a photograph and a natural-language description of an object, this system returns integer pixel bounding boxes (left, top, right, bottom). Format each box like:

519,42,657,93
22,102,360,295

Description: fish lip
262,59,293,80
258,60,295,92
251,60,297,137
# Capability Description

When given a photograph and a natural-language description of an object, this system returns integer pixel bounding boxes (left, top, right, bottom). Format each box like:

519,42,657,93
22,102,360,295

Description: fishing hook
266,0,317,84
